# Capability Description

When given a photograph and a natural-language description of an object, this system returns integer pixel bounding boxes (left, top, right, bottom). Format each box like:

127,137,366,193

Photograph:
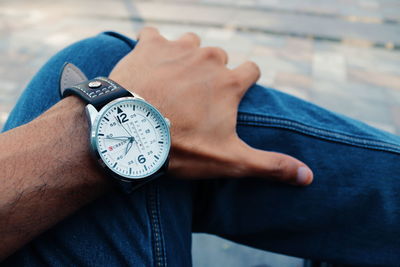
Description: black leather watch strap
117,171,163,193
61,77,131,110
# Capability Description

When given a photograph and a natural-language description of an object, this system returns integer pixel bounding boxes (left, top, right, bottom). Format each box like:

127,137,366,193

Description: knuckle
140,27,163,43
200,47,223,61
227,72,243,89
148,34,164,43
268,157,288,178
186,32,200,41
176,38,196,49
142,26,156,32
139,26,155,36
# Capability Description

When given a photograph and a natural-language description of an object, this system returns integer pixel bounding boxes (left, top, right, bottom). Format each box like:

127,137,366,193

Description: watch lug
85,104,98,128
132,92,145,100
165,117,171,128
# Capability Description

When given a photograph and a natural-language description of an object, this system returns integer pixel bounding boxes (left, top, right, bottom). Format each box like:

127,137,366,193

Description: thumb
234,140,313,186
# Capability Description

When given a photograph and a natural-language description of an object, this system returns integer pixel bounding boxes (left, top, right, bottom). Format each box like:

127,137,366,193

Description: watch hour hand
124,138,135,157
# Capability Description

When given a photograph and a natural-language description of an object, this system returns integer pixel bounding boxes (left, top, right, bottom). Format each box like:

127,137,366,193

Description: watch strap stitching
62,77,131,109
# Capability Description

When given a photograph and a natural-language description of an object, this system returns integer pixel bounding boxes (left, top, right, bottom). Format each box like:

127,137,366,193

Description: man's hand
110,27,313,185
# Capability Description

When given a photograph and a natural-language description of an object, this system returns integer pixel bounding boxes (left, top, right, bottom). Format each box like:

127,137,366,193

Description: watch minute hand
114,116,133,137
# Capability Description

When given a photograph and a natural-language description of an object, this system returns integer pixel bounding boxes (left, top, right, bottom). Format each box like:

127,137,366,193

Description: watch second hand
130,121,145,149
114,116,133,137
127,123,142,153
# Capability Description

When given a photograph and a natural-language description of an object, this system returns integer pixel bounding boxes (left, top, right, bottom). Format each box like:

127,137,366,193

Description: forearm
0,96,109,260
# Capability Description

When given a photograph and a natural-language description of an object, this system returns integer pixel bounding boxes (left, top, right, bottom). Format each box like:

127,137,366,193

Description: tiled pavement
0,0,399,266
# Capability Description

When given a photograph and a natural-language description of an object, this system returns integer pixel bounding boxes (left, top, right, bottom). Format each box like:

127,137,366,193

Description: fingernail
297,166,313,185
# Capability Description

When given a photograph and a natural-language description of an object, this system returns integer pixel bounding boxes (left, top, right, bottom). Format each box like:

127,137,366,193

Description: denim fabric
2,32,399,267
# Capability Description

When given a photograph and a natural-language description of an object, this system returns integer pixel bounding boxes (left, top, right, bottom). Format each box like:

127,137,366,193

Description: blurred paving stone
257,70,276,87
200,0,399,20
192,233,303,267
283,37,313,62
205,27,235,40
366,120,397,135
251,45,279,58
227,51,250,68
386,89,400,105
390,105,400,134
275,72,313,89
312,52,346,82
312,80,389,105
252,56,311,76
346,51,400,75
348,69,400,90
222,32,254,54
249,33,287,48
0,112,9,130
4,0,400,46
277,86,311,102
311,90,393,125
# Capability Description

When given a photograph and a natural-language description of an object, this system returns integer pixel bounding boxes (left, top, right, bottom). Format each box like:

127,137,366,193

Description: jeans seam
101,31,137,49
238,112,400,154
148,184,167,267
156,184,168,266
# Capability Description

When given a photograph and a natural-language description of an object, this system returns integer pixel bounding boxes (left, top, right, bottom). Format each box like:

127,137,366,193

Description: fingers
139,28,201,49
137,27,166,42
232,139,313,186
137,27,258,95
230,61,261,98
198,46,229,65
176,32,201,48
138,27,229,65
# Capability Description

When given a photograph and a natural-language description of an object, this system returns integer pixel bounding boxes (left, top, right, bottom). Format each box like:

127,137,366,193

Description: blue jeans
2,32,400,267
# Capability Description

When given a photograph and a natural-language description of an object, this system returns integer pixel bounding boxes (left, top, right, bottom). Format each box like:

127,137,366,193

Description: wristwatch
59,63,171,193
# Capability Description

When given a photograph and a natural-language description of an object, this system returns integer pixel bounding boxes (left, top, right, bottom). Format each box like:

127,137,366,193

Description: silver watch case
85,96,171,182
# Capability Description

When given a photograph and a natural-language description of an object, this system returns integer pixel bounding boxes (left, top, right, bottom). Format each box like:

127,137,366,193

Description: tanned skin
0,27,313,260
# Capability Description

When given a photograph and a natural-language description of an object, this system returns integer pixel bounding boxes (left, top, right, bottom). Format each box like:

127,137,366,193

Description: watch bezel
88,97,171,181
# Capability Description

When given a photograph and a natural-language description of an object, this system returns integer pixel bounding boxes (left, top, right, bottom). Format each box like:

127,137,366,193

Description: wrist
0,96,110,259
38,96,110,189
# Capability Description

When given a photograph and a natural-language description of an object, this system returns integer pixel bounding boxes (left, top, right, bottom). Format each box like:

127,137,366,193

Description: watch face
93,98,170,179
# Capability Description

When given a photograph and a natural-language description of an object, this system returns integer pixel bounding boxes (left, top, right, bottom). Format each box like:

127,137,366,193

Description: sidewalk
0,0,399,265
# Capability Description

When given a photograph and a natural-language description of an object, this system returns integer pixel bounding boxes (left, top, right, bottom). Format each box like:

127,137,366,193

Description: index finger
231,61,261,99
137,27,166,42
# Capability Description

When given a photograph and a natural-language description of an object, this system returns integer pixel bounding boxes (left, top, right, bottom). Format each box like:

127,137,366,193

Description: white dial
94,98,170,179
